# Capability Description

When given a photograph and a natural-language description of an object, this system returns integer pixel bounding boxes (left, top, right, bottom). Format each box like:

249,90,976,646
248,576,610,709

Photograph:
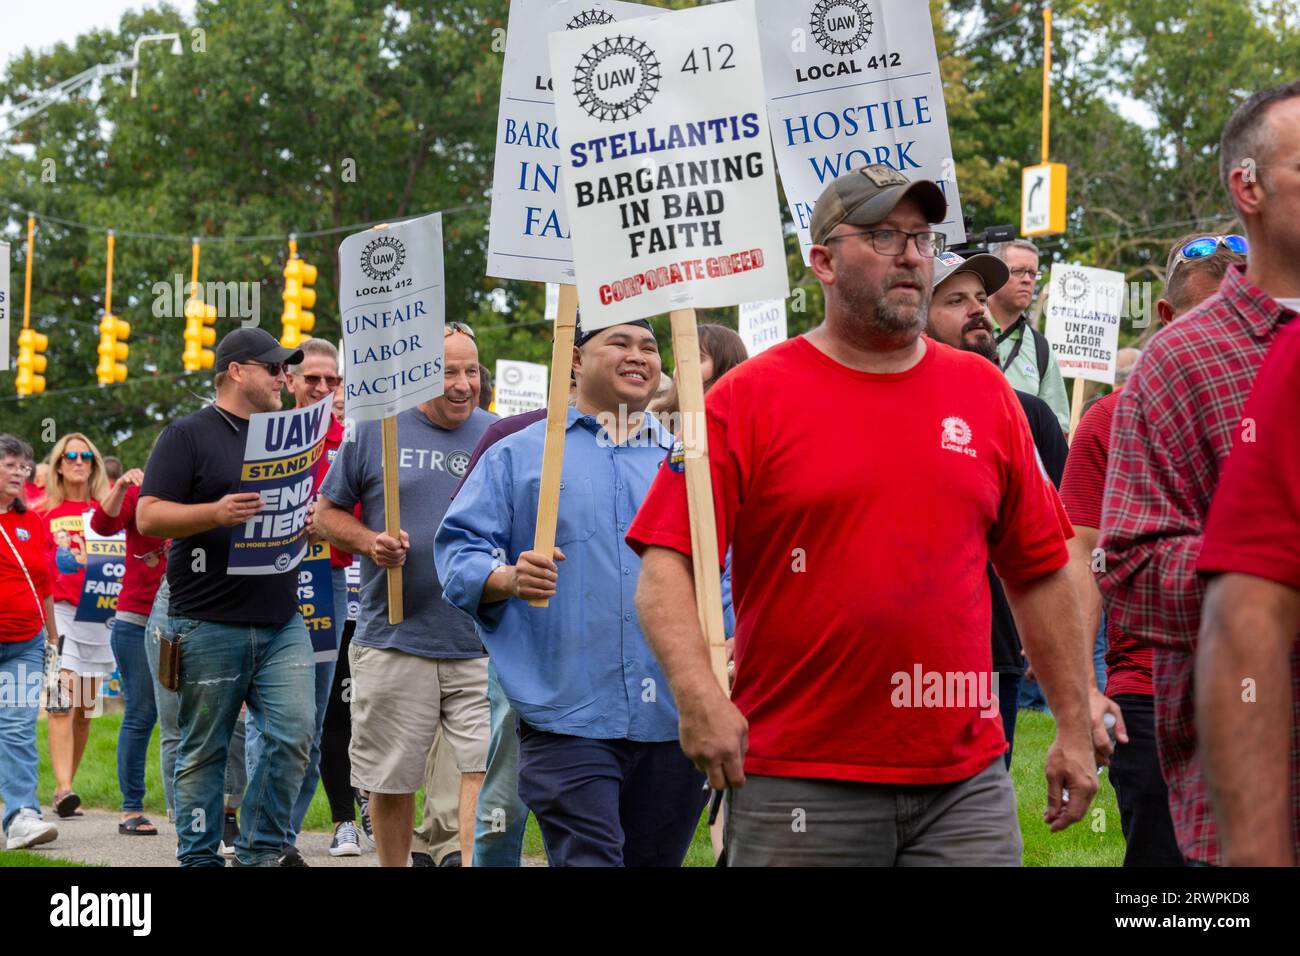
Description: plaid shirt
1098,264,1297,865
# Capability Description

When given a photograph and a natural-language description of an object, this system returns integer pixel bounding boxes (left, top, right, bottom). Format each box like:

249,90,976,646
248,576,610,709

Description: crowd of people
1,79,1297,866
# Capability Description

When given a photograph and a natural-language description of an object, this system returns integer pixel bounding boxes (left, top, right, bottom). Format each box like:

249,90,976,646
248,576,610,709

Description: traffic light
281,254,317,348
96,312,130,384
183,296,217,371
15,326,48,395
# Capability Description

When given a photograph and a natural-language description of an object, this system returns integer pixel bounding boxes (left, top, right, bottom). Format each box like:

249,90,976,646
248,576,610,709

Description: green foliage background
2,0,1297,464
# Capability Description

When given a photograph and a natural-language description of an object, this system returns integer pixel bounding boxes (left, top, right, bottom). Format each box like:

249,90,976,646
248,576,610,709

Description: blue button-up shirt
435,407,680,742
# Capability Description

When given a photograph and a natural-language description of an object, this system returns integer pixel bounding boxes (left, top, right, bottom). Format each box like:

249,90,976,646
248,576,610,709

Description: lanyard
996,316,1028,374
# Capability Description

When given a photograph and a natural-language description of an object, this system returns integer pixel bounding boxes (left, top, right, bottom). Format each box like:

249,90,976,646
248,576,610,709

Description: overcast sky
1,0,197,74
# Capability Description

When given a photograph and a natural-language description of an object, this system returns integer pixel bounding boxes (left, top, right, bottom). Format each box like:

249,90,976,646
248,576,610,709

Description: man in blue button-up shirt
435,320,707,866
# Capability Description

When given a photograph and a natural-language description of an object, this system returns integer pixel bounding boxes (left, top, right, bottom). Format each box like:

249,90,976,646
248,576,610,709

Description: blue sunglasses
1169,234,1247,281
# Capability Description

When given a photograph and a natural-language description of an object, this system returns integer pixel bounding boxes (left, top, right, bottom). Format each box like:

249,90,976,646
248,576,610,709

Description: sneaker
437,851,462,868
356,791,374,846
278,843,309,867
329,821,361,857
410,851,435,867
6,808,58,850
218,812,238,857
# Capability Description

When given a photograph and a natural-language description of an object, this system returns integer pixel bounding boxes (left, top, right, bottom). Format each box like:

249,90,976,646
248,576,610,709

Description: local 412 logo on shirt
16,527,30,541
940,416,976,459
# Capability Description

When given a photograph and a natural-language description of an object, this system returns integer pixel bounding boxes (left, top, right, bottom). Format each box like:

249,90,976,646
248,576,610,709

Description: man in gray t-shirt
315,328,495,867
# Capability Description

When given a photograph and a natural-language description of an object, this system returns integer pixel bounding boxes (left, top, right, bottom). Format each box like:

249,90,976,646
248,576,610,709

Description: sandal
118,815,159,836
53,791,82,818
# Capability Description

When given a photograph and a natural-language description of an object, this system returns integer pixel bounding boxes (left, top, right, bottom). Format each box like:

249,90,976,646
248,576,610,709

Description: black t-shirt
140,404,298,625
990,390,1069,673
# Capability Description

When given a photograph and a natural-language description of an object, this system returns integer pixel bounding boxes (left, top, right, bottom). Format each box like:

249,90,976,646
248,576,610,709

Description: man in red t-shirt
1059,233,1243,867
1196,318,1300,866
628,165,1096,866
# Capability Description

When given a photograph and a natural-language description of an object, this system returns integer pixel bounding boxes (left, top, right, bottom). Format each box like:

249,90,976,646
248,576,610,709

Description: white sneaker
329,821,361,857
6,808,58,850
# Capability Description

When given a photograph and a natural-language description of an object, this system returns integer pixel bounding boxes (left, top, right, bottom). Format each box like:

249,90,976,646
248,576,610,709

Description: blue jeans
245,658,334,844
110,618,157,814
473,662,528,867
170,613,314,867
1094,611,1109,694
0,631,46,833
143,582,179,817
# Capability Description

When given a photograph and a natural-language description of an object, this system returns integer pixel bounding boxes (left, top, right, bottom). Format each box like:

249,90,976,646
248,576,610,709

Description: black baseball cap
214,327,304,371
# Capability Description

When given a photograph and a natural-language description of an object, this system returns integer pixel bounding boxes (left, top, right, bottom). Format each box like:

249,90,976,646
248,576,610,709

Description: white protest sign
486,0,656,285
0,241,9,371
545,282,561,322
755,0,965,262
495,359,550,417
1044,263,1124,385
550,0,791,330
339,213,446,422
739,298,787,356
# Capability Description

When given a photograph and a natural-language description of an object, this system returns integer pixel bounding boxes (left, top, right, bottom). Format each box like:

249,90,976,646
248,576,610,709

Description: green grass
0,849,91,867
35,708,1125,866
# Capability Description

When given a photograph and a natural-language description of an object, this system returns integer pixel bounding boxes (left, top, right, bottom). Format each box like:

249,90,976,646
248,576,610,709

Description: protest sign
549,0,790,330
739,298,787,356
0,241,10,371
74,518,125,627
1043,263,1124,437
495,359,549,417
339,212,446,424
755,0,966,261
487,0,656,285
227,395,332,576
297,541,338,663
346,556,361,622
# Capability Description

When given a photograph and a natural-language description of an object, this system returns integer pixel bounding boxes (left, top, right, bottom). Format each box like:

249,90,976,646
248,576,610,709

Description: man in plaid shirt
1098,80,1300,866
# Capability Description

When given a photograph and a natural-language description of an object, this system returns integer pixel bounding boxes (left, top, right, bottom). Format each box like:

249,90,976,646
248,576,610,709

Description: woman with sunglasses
39,432,111,818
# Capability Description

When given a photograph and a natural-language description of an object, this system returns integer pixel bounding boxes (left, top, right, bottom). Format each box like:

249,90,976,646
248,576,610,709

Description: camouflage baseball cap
810,164,948,246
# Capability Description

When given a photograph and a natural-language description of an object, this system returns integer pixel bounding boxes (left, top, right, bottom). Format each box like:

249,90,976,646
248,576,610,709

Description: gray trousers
725,759,1022,866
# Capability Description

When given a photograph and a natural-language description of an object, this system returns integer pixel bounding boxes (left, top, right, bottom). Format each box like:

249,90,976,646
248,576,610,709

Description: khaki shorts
348,644,489,794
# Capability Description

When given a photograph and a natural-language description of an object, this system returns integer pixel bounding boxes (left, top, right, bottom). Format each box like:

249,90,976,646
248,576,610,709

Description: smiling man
435,318,706,867
315,325,494,867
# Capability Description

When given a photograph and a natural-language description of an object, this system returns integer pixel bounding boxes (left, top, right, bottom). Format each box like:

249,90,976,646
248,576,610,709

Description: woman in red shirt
92,467,166,835
39,432,110,818
0,434,60,849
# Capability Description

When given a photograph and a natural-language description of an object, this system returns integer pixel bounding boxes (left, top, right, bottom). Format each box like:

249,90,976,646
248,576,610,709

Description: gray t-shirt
320,405,494,659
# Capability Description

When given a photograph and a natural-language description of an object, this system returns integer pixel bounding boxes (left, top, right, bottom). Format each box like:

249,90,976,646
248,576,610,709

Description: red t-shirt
316,414,353,569
1199,320,1300,588
89,484,168,617
1058,391,1153,697
627,336,1071,785
0,505,53,642
40,498,96,606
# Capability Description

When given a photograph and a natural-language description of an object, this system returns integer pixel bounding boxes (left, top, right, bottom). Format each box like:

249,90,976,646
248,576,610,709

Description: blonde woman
39,432,111,817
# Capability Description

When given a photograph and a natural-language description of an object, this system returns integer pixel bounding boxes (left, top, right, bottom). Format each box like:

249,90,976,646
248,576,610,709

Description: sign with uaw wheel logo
1044,263,1125,384
755,0,966,262
338,212,447,422
549,0,790,329
486,0,656,286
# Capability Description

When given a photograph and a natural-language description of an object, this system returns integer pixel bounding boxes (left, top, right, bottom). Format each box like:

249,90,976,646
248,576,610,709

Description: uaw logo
447,450,471,479
940,416,977,459
567,9,615,30
274,552,294,572
359,235,406,283
1057,269,1090,302
502,365,524,388
811,0,874,57
574,35,661,123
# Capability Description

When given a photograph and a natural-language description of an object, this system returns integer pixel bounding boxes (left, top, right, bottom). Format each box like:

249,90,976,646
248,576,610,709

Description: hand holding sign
368,530,410,569
215,492,265,528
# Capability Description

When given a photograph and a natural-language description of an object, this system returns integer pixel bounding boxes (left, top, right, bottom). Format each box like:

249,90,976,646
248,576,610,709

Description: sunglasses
63,451,95,462
241,360,287,378
299,374,342,389
1169,235,1248,279
445,322,476,340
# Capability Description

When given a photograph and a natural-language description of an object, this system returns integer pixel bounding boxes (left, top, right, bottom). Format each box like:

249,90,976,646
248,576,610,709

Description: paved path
14,808,544,867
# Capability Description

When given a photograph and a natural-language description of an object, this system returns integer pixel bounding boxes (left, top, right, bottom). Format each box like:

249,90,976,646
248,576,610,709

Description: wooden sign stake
529,284,579,608
669,307,730,694
1067,376,1086,445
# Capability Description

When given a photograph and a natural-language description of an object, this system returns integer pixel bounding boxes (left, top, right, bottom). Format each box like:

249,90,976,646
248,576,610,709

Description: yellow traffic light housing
183,296,217,371
16,326,48,395
96,312,130,384
281,240,317,348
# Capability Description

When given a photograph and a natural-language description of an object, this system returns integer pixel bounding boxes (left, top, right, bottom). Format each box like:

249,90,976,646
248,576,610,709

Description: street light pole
129,33,183,99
